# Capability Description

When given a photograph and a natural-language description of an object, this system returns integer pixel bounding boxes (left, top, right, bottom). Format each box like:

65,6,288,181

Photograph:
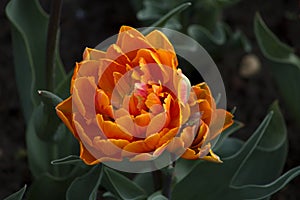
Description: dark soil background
1,0,300,199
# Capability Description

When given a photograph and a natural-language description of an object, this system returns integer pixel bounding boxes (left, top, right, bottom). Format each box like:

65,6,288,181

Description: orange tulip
56,26,233,165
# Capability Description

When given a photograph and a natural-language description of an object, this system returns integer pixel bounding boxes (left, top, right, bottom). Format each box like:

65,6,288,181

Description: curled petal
73,77,97,120
93,136,129,156
106,44,131,66
98,59,127,95
117,26,153,60
56,97,74,135
96,114,133,140
83,47,106,61
158,128,179,147
79,142,99,165
146,111,168,137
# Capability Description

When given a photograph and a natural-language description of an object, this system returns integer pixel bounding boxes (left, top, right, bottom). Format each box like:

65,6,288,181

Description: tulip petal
83,47,106,61
156,49,178,69
167,137,184,154
146,112,168,137
144,132,160,149
117,26,153,60
98,59,127,95
106,44,131,66
134,113,151,126
129,153,155,161
96,114,133,140
95,89,113,119
56,96,74,135
146,30,175,53
93,136,129,156
158,127,179,147
206,109,234,142
201,149,222,163
71,60,101,94
73,116,93,147
180,148,199,160
191,122,209,148
180,126,197,148
79,142,99,165
73,76,97,120
145,92,161,110
123,140,152,154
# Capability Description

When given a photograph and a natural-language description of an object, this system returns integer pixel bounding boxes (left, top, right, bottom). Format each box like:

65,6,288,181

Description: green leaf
3,185,26,200
147,191,168,200
172,102,298,199
51,155,84,166
188,22,226,46
102,167,147,200
38,90,63,106
187,22,227,56
26,173,73,200
222,23,252,53
133,173,155,195
142,2,192,35
254,13,298,63
26,105,78,178
254,13,300,123
5,0,66,123
66,165,102,200
34,90,63,141
232,166,300,200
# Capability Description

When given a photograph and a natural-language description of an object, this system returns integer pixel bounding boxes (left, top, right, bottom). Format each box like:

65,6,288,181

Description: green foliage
26,173,74,200
133,173,155,196
101,167,147,200
34,90,63,141
3,185,26,200
135,0,251,57
5,0,67,123
142,2,192,35
147,191,168,200
254,13,300,123
5,0,79,198
172,102,300,199
66,165,102,200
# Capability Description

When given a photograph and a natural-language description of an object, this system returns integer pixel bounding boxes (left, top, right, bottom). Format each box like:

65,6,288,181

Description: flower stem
162,161,176,199
46,0,63,91
152,170,162,191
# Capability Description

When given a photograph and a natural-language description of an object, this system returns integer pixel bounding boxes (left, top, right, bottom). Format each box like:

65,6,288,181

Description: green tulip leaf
38,90,63,106
133,173,155,195
188,23,226,46
223,23,252,53
66,165,102,200
26,173,73,200
26,105,78,178
147,191,168,200
172,102,299,199
33,90,64,141
254,13,300,122
5,0,66,123
142,2,191,34
188,22,251,56
232,166,300,200
102,167,147,200
51,155,84,166
3,185,26,200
